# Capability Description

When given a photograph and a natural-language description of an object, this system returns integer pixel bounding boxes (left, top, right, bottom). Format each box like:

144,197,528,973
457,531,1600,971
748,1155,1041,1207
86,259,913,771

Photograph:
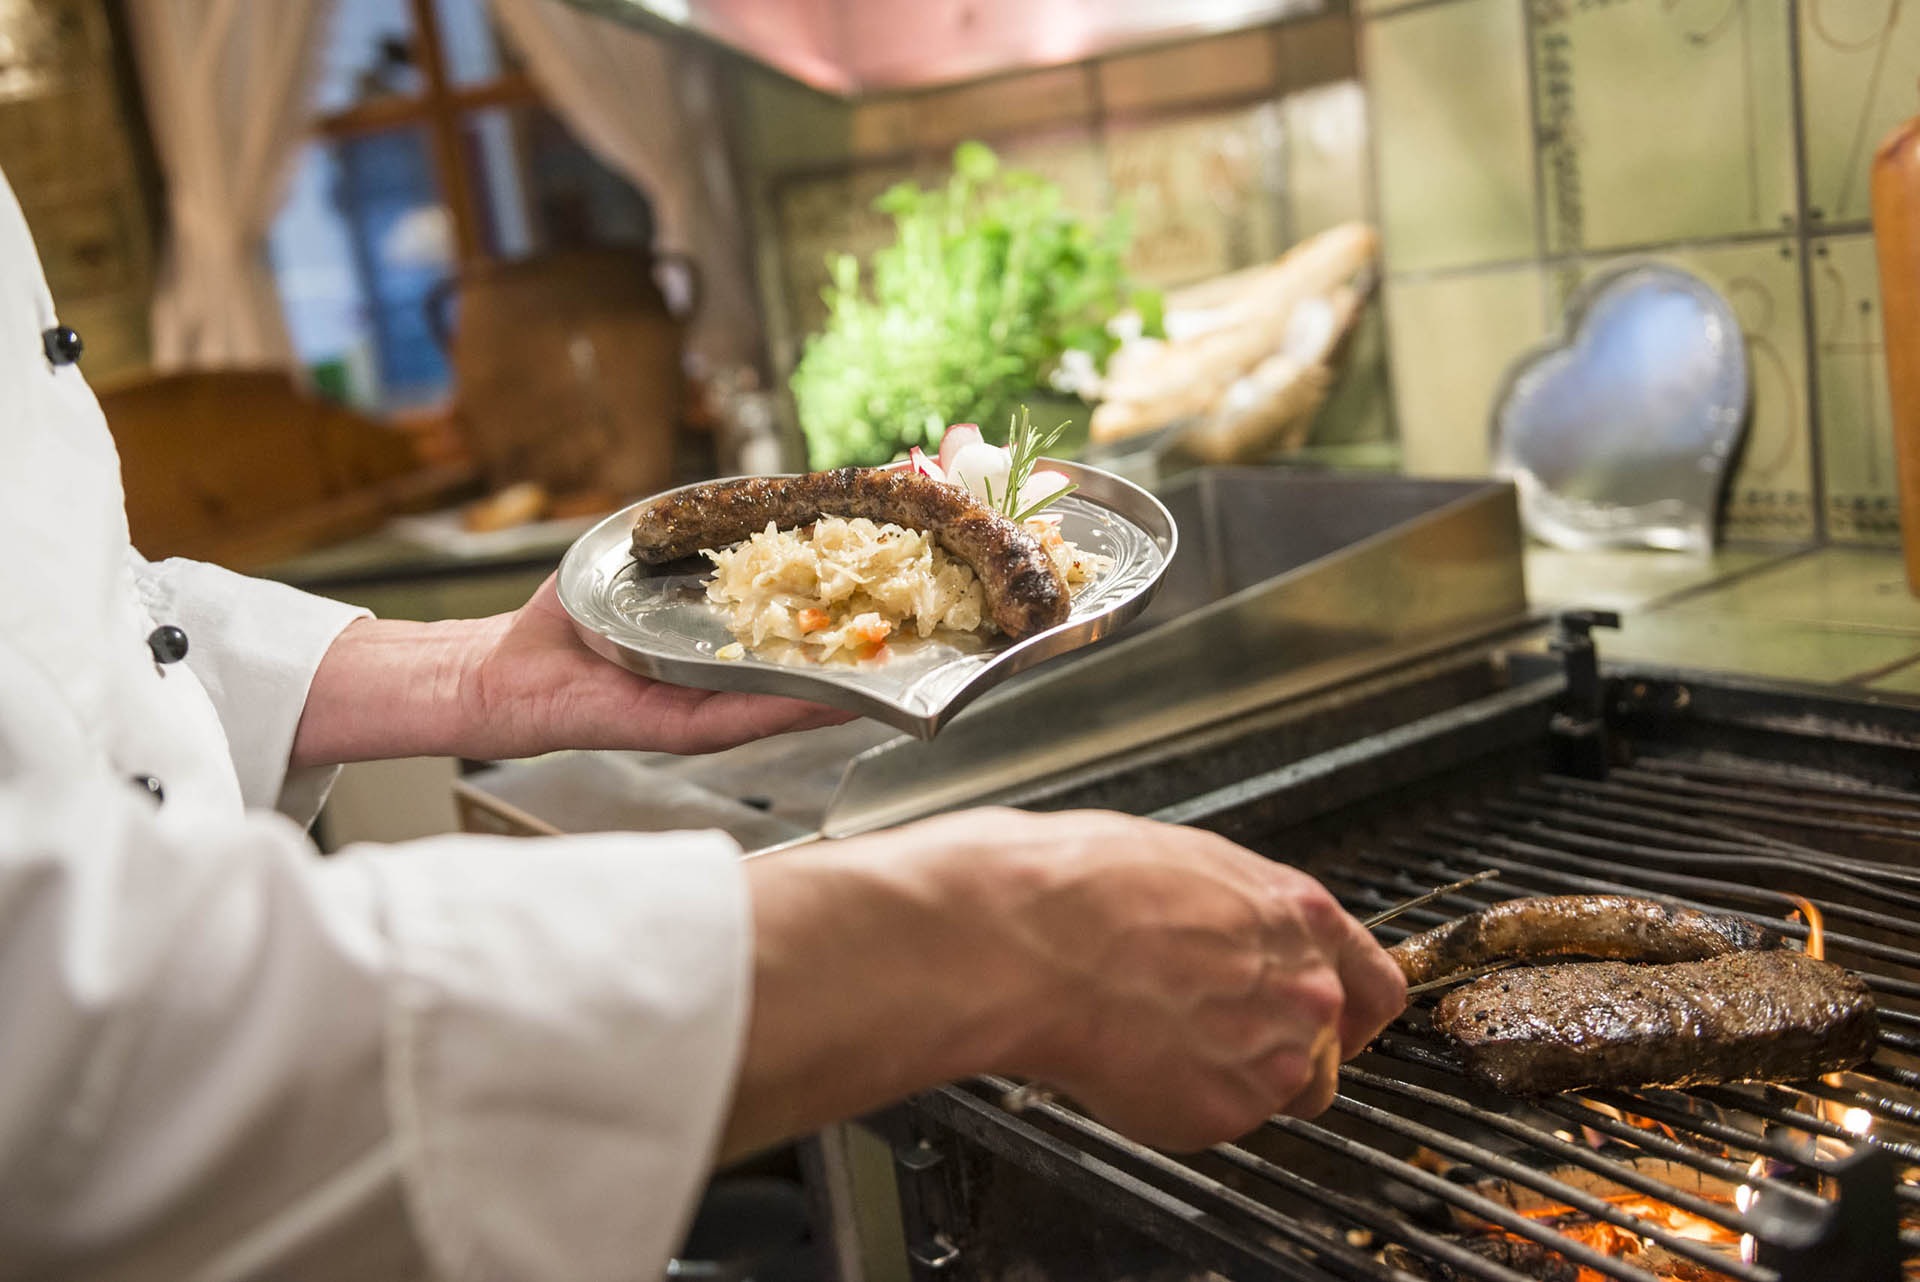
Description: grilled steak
629,468,1070,639
1390,894,1778,986
1433,950,1877,1093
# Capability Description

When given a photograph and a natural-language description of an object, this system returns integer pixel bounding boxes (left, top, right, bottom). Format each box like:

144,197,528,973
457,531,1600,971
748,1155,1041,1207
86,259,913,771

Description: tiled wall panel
1799,1,1920,227
1813,232,1900,545
1532,1,1798,253
1364,0,1911,548
1364,0,1536,273
1385,265,1549,477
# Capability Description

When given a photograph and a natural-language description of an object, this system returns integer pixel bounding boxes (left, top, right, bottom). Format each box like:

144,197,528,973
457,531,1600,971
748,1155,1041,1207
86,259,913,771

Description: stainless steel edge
817,479,1530,838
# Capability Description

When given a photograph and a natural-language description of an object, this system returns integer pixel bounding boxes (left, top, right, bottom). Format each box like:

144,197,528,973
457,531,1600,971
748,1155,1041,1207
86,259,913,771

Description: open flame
1786,896,1861,1127
1786,895,1825,961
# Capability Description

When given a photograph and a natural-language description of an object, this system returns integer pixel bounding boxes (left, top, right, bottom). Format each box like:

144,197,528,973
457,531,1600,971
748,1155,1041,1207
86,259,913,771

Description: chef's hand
725,808,1406,1160
461,573,851,755
290,573,850,767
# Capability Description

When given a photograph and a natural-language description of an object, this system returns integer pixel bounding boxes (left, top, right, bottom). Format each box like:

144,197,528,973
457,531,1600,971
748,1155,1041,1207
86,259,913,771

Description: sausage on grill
1389,894,1779,987
629,468,1070,639
1433,950,1877,1093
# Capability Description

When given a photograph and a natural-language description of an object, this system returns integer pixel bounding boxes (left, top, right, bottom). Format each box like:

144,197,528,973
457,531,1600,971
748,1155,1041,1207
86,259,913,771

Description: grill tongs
1364,869,1510,995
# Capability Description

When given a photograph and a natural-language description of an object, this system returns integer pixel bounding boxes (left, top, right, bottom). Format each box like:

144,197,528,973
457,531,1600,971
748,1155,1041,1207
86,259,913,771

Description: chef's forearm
289,615,502,766
719,823,1038,1161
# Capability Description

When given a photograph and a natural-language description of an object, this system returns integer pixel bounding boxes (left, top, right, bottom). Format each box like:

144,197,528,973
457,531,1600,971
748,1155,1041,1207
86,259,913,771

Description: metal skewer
1404,960,1515,996
1361,869,1500,930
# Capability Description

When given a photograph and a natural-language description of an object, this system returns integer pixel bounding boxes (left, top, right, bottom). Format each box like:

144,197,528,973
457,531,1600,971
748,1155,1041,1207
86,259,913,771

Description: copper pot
428,246,701,500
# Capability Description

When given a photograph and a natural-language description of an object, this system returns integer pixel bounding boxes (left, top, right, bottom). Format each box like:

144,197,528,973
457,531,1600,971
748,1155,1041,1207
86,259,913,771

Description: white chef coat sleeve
130,555,368,822
0,761,749,1282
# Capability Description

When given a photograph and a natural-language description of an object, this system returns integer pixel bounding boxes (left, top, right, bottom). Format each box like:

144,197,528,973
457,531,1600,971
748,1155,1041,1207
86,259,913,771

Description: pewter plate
557,460,1177,738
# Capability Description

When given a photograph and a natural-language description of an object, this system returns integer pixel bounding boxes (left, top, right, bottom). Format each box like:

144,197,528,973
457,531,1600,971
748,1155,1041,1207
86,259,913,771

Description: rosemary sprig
999,405,1074,522
1011,483,1078,524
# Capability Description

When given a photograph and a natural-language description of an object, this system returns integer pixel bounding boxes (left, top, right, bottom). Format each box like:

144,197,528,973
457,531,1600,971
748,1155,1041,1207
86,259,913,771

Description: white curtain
489,0,763,372
126,0,334,369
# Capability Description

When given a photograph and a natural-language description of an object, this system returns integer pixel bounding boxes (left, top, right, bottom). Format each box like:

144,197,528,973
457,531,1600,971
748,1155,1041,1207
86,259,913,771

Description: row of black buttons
133,625,188,804
52,319,159,802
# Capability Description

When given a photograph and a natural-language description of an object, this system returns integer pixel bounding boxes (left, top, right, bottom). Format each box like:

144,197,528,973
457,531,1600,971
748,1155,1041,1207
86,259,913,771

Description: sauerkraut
703,515,1106,662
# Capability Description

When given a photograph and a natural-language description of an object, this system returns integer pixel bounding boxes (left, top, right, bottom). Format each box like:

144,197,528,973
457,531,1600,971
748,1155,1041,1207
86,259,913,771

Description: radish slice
907,446,946,483
938,423,983,474
1016,468,1072,513
947,440,1010,505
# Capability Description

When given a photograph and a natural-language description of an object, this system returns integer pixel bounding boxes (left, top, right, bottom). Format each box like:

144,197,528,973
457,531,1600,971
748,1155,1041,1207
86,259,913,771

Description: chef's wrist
291,615,497,766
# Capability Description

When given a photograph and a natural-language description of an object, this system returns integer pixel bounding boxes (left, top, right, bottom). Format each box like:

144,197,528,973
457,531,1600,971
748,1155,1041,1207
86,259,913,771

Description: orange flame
1786,896,1857,1107
1786,895,1825,960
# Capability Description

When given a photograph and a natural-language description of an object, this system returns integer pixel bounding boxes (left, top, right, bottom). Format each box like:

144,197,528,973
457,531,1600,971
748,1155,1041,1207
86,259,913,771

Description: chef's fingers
1266,1031,1343,1119
1333,916,1409,1059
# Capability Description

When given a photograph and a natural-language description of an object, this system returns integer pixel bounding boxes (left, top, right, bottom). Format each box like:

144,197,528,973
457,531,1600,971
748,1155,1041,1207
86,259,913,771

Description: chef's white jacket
0,165,752,1281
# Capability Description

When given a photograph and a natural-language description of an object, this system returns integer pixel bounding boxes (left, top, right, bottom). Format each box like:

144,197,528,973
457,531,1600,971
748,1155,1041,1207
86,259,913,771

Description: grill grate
1294,759,1920,1281
929,754,1920,1282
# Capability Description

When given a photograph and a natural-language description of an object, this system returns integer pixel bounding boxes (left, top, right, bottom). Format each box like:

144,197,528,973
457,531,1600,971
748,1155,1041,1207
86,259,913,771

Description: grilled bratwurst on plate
1433,950,1877,1093
629,468,1070,640
1389,894,1779,987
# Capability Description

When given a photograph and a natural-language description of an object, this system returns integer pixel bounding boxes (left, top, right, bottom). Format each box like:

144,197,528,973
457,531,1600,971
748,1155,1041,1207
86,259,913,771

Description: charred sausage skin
629,468,1071,639
1389,894,1779,986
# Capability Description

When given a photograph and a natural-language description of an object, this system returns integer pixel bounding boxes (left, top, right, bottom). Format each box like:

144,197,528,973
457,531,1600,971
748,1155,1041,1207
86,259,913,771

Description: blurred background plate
557,461,1177,738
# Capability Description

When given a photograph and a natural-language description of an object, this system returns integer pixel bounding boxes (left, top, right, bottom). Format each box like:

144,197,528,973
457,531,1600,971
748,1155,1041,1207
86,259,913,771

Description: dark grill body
873,644,1920,1282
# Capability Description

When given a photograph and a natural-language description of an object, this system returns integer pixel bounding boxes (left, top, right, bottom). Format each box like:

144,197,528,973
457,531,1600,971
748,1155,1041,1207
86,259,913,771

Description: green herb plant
791,142,1160,469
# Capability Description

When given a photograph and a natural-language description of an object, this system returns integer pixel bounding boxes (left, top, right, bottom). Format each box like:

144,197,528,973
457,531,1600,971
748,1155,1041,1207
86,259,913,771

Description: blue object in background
335,129,453,407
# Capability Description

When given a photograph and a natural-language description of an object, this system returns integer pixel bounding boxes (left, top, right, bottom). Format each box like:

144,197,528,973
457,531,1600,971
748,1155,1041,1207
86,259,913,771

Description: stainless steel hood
556,0,1327,95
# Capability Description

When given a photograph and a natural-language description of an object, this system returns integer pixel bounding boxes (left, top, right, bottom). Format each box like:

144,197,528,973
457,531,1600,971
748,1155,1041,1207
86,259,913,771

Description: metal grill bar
1206,1143,1542,1282
1475,803,1920,914
1319,1091,1773,1281
1494,792,1920,900
1259,1110,1773,1282
1633,759,1920,808
966,1076,1453,1282
1608,767,1920,828
1521,782,1828,858
1532,777,1920,868
1340,1065,1758,1234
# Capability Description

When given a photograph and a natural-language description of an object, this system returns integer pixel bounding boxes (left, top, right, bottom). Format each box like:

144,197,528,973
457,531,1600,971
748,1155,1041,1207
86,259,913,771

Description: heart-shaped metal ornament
558,460,1177,738
1492,263,1749,553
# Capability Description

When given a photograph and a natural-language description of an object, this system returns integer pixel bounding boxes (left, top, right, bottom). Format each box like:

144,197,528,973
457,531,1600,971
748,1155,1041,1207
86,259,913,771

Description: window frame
312,0,539,264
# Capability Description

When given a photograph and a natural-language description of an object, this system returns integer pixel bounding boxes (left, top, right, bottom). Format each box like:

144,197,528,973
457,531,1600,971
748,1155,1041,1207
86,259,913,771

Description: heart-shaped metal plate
1492,262,1749,553
557,460,1177,738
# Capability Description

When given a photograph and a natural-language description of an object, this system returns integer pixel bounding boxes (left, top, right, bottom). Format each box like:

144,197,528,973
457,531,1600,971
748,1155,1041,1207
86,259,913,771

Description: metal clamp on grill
1548,610,1619,782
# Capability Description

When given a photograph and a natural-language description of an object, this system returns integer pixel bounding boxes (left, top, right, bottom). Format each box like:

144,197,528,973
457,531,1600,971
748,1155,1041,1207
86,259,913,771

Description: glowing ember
1844,1107,1874,1136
